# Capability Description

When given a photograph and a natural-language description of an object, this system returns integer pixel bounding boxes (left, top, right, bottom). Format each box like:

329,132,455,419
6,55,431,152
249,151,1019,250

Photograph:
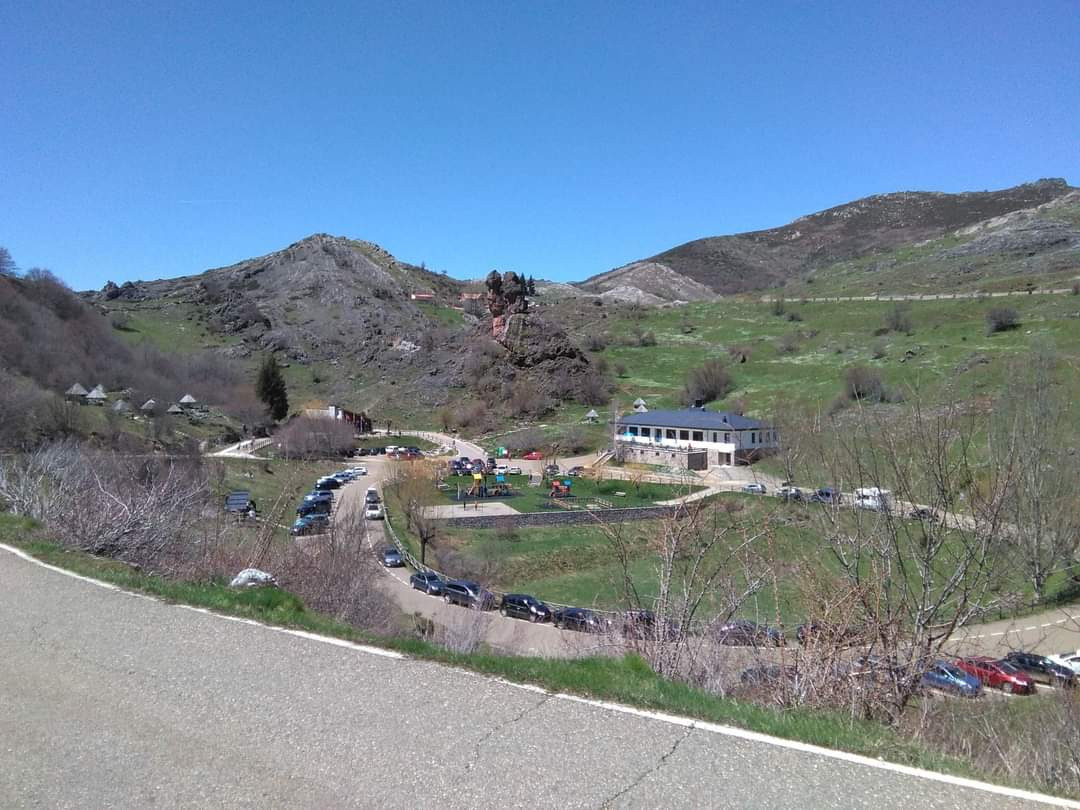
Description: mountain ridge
580,178,1078,299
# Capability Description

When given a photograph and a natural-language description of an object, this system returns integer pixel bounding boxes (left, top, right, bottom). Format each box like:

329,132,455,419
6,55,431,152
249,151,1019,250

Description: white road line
6,542,1078,806
0,542,403,660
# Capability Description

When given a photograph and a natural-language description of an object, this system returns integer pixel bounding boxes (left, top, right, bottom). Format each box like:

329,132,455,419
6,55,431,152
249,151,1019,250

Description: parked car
954,657,1036,694
553,607,608,633
853,487,892,512
442,579,495,610
809,487,842,505
355,448,370,457
315,477,342,490
380,547,403,567
291,514,329,535
409,571,444,595
499,593,552,623
365,487,381,504
297,501,331,518
507,466,523,475
494,464,509,475
522,451,543,460
303,491,334,503
364,502,384,520
544,464,561,478
1004,651,1077,687
714,619,785,647
921,660,982,697
348,466,367,476
566,466,586,477
742,482,767,495
909,506,937,521
777,486,804,502
621,609,658,639
1047,650,1080,675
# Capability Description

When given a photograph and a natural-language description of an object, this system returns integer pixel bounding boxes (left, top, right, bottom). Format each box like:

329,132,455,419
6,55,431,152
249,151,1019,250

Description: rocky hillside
581,179,1079,299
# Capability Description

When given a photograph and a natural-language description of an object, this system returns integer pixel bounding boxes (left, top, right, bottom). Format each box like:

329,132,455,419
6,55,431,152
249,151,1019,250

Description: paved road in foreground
2,547,1069,809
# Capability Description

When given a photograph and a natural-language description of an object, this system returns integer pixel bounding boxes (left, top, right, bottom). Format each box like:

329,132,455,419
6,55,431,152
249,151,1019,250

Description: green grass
1,511,1023,795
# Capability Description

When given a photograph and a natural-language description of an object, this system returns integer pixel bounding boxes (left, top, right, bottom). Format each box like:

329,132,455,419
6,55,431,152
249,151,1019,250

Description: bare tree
990,346,1080,599
797,396,1014,722
602,499,771,678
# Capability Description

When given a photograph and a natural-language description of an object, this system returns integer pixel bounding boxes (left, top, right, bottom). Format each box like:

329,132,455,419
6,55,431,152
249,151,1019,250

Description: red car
521,451,543,460
954,657,1036,695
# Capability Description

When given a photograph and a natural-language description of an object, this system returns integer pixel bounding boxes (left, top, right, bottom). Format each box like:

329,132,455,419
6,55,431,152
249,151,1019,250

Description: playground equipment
549,479,572,498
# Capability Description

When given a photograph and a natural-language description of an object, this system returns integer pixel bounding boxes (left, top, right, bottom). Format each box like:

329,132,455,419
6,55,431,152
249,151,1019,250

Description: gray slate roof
140,399,156,411
617,408,767,431
179,394,197,404
65,383,88,397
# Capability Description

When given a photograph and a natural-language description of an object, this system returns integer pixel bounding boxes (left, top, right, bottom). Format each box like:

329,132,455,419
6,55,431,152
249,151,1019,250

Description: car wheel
443,595,452,605
500,607,508,618
529,613,539,623
1002,682,1013,694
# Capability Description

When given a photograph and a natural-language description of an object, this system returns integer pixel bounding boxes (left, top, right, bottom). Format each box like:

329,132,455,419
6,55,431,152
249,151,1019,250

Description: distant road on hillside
1,546,1068,809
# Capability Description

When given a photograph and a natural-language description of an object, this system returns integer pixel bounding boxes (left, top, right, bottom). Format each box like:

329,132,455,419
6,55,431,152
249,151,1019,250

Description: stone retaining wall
442,504,683,529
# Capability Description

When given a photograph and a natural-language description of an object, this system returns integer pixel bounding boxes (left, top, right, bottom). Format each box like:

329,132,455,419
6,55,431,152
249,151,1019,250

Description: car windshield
938,664,964,678
997,661,1020,674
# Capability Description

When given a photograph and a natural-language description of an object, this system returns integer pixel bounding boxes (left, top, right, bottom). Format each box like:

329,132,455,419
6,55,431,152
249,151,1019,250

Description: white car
507,466,522,475
1047,650,1080,675
364,503,384,520
348,466,367,476
494,464,509,475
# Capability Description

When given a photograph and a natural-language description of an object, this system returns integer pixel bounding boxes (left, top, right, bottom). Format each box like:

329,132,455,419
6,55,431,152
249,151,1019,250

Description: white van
853,487,891,512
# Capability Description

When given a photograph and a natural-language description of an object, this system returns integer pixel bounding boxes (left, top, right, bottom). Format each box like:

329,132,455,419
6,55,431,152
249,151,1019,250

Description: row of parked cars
291,467,367,535
354,445,424,459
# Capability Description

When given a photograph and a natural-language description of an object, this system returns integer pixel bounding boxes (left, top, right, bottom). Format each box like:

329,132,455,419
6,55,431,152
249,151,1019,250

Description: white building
615,407,779,469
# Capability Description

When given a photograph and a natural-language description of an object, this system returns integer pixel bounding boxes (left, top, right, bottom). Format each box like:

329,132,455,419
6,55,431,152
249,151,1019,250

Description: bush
727,344,752,364
771,297,786,316
775,333,800,355
785,310,803,323
884,304,914,335
681,359,733,405
613,362,627,377
582,333,607,352
637,330,657,347
870,339,888,360
985,307,1020,335
1072,281,1080,296
577,373,614,406
843,366,886,402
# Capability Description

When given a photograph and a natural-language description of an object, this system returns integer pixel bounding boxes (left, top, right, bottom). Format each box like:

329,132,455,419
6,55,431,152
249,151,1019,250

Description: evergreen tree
255,355,289,421
526,275,536,295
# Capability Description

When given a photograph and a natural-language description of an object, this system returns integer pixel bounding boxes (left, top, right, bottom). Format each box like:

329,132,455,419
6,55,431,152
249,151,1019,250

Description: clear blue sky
3,1,1078,289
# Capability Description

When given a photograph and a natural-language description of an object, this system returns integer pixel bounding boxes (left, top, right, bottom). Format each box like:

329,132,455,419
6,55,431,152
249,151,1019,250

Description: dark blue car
921,660,981,697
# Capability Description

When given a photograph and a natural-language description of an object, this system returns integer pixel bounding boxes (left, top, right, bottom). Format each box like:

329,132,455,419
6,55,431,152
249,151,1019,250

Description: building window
752,432,758,444
679,430,689,440
724,432,730,443
666,429,676,440
627,427,638,436
692,431,703,442
640,427,650,437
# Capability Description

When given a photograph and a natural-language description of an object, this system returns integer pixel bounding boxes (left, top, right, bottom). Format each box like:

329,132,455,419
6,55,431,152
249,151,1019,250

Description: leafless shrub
985,306,1020,335
503,427,543,456
577,372,614,406
681,358,733,405
884,303,914,335
436,605,489,654
275,416,355,458
843,365,886,402
775,332,800,355
870,339,888,360
914,691,1080,796
0,441,209,568
727,344,752,364
582,332,608,352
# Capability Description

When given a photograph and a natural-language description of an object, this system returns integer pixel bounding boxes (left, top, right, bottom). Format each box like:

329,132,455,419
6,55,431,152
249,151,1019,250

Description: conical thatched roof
112,400,131,413
140,399,157,412
583,409,599,421
86,386,107,401
632,398,646,407
65,383,88,397
166,404,183,415
179,393,197,405
633,403,649,413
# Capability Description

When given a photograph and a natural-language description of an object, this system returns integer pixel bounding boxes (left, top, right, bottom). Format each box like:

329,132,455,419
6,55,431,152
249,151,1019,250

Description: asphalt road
2,546,1070,809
